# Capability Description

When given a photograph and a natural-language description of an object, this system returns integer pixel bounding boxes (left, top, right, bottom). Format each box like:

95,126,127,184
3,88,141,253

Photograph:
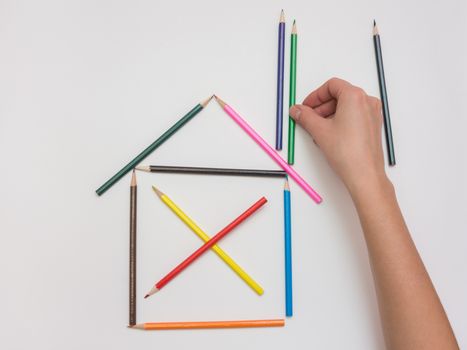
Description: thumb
289,104,328,142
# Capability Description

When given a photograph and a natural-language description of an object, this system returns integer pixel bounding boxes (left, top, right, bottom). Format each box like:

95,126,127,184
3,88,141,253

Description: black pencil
373,20,396,166
129,170,137,326
135,165,287,178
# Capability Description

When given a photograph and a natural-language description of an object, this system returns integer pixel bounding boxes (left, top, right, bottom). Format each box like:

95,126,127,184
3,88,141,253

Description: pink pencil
214,96,322,204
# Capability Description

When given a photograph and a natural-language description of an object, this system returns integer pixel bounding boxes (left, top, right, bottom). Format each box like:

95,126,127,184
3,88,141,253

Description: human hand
289,78,389,197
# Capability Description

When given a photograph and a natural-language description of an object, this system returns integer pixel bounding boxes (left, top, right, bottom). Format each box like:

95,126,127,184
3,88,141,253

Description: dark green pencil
373,21,395,166
287,20,297,165
95,96,213,196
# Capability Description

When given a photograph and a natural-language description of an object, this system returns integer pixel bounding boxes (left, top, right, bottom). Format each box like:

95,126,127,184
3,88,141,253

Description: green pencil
95,96,213,196
287,20,297,165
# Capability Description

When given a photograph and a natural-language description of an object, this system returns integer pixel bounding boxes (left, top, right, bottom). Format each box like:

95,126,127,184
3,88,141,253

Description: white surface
1,0,466,349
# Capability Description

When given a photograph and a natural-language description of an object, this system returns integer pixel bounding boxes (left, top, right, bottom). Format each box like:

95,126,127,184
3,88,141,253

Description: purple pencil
276,10,285,150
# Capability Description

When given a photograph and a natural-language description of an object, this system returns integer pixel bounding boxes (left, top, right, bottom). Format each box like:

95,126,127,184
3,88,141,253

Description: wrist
347,171,394,205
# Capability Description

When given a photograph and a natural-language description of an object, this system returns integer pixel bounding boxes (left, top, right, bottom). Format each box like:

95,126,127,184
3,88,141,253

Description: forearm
350,177,458,349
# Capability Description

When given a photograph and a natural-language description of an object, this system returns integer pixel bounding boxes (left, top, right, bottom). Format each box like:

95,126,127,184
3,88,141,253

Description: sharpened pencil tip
151,186,164,197
135,165,150,172
280,10,285,22
200,95,214,108
292,20,297,34
131,169,137,186
214,95,227,108
144,294,149,299
373,21,379,35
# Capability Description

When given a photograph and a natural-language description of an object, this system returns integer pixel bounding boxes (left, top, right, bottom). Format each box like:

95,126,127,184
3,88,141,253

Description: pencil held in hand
287,20,298,164
144,194,268,298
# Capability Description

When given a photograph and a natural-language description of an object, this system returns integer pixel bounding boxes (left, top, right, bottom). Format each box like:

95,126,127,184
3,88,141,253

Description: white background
1,0,466,349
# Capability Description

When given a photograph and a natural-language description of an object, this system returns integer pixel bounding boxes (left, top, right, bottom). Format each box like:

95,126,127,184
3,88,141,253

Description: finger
302,77,352,108
313,99,337,118
289,104,328,144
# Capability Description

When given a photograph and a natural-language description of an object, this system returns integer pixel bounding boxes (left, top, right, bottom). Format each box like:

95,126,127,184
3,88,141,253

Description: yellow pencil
152,186,264,295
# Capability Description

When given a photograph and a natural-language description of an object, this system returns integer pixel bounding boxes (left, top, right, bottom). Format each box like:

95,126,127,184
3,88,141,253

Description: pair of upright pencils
275,11,297,165
145,194,267,297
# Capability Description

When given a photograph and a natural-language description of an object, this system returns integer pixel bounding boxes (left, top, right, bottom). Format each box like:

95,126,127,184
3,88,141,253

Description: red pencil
144,195,268,298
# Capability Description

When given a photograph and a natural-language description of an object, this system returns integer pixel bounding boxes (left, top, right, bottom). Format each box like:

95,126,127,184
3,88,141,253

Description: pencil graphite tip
135,165,150,172
131,169,137,186
292,20,297,34
130,324,145,330
373,20,379,35
214,95,227,108
280,10,285,22
200,95,214,108
151,186,164,197
145,286,160,298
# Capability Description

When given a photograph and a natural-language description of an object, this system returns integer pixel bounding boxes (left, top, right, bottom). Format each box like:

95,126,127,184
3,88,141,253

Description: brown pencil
129,170,137,326
129,319,285,330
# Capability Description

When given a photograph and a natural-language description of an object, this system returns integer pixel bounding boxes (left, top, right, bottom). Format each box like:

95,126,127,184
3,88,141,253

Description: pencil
287,20,297,164
276,10,286,150
283,178,292,317
145,195,267,298
95,96,213,196
129,319,285,330
129,170,137,326
136,165,287,178
214,95,322,204
152,187,264,295
373,20,395,166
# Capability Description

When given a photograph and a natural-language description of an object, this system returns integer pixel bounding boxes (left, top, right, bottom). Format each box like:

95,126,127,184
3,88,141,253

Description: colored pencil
214,95,322,204
276,10,286,150
284,178,292,317
287,20,297,164
373,21,395,166
129,170,137,326
152,187,264,295
145,194,267,298
95,96,213,196
130,319,285,330
136,165,287,178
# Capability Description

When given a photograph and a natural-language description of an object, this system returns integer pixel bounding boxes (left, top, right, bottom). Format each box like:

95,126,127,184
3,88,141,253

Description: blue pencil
284,178,293,316
275,10,285,150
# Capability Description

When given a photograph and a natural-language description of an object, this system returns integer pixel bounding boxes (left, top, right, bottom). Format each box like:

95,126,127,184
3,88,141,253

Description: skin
289,78,459,350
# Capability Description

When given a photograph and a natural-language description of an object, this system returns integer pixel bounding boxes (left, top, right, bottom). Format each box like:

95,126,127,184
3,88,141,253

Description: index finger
302,77,352,108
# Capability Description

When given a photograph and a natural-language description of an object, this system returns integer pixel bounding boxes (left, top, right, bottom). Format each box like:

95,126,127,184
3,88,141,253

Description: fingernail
289,105,301,121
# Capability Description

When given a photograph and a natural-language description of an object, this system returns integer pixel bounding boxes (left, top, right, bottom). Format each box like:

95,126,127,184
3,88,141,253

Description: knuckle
349,87,367,101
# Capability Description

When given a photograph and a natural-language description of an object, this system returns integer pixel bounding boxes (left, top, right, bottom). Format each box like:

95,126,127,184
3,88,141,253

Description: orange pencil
129,319,285,330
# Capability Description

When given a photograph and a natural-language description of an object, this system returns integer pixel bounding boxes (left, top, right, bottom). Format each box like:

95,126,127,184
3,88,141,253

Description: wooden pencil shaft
129,185,137,326
95,103,204,196
138,319,285,330
373,32,396,166
146,165,286,178
287,29,297,164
